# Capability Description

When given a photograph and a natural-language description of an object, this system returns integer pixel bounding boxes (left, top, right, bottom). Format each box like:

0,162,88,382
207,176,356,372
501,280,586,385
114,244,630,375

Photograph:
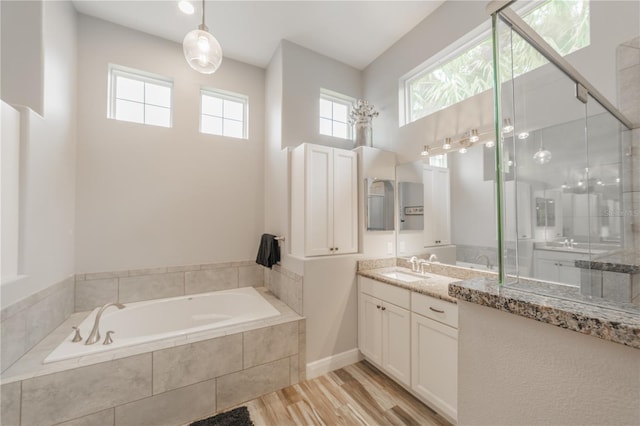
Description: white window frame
400,0,590,126
319,89,354,140
107,64,173,127
199,88,249,140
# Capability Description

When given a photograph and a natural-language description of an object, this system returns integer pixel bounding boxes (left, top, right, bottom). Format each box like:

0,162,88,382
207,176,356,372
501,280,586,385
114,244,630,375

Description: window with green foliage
404,0,590,124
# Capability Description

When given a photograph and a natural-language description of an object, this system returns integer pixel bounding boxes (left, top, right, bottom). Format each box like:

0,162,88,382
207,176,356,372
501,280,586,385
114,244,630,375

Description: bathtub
44,286,280,364
455,261,496,272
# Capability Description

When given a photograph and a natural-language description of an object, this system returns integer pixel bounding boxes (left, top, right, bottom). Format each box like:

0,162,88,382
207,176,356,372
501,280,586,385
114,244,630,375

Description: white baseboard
306,348,362,379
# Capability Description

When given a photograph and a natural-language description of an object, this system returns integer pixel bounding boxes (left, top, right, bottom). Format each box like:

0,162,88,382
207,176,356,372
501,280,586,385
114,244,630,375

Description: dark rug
190,406,253,426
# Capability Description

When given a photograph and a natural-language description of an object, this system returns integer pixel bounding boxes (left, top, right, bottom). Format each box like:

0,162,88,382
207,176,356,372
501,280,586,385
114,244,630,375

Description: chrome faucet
428,254,439,263
409,256,419,272
85,302,125,345
475,254,492,269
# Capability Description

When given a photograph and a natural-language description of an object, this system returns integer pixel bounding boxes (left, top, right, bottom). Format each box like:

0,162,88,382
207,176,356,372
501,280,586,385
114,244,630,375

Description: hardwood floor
243,361,452,426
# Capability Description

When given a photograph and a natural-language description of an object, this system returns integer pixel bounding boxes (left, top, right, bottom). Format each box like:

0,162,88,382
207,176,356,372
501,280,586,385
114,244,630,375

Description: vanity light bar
421,128,496,157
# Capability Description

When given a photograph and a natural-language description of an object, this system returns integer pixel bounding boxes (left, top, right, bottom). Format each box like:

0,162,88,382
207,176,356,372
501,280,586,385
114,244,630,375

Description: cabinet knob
376,305,381,309
329,248,334,251
335,247,339,251
381,306,386,311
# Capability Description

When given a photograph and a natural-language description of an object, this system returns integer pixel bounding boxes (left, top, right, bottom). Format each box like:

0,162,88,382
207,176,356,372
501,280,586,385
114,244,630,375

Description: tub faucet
85,302,125,345
475,254,492,269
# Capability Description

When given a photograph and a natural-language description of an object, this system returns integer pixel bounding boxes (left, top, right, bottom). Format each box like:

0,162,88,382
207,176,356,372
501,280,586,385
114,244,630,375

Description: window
200,89,248,139
108,65,172,127
319,90,353,140
403,0,590,124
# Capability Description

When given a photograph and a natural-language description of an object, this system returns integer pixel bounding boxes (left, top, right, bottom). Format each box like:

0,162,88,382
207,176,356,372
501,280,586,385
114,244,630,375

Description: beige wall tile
1,381,21,426
128,267,168,277
57,408,114,426
238,265,264,287
185,268,238,295
115,380,215,426
25,279,74,349
243,322,298,369
85,271,128,280
1,311,26,372
152,334,242,394
75,278,118,311
21,354,151,425
216,358,290,411
118,272,184,303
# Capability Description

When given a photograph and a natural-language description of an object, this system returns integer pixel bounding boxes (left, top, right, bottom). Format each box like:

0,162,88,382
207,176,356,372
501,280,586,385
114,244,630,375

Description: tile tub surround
0,288,305,426
75,260,264,311
263,264,303,315
1,276,75,373
449,277,640,349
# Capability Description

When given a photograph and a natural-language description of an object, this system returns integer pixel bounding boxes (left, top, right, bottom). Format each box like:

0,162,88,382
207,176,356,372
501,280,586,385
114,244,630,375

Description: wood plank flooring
242,361,452,426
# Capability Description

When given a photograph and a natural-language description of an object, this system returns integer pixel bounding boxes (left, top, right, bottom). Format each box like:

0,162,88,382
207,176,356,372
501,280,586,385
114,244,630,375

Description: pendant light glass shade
183,0,222,74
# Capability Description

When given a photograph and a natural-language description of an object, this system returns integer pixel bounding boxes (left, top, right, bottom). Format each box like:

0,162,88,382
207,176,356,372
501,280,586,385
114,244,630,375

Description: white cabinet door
305,144,334,256
332,149,358,254
381,302,411,387
534,257,559,282
557,260,582,286
359,293,382,365
411,313,458,422
424,166,451,247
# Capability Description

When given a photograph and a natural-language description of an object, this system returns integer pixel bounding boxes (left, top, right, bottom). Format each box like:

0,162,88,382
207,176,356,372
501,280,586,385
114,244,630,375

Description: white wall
0,1,77,308
75,16,265,273
458,301,640,425
302,255,359,363
1,102,21,282
281,40,362,149
0,0,44,115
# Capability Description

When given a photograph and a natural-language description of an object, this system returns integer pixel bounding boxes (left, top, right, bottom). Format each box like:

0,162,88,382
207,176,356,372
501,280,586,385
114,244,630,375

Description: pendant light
533,131,552,165
183,0,223,74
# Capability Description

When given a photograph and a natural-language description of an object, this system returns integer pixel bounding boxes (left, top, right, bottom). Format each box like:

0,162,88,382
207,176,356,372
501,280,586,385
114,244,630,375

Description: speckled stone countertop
575,250,640,274
450,277,640,349
357,267,461,303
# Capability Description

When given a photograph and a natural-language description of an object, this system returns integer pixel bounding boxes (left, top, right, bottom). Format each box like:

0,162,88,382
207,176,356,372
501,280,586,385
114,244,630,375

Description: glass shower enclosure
488,0,638,309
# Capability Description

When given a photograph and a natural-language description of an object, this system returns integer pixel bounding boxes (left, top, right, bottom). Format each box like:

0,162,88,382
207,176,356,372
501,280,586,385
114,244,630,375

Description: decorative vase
355,118,373,148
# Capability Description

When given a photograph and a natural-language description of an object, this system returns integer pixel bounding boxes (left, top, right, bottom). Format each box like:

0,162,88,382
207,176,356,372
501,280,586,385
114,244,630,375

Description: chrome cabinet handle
429,307,445,314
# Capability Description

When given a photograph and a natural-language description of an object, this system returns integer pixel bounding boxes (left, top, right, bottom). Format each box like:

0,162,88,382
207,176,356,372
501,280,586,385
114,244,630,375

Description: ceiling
71,1,446,70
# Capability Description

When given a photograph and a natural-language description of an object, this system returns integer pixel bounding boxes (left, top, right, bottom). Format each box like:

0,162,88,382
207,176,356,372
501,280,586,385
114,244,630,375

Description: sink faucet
428,254,438,263
85,302,125,345
409,256,419,272
475,254,492,269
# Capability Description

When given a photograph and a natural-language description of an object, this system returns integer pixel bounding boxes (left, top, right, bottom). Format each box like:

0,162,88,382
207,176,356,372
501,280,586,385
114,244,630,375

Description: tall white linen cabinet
291,143,358,257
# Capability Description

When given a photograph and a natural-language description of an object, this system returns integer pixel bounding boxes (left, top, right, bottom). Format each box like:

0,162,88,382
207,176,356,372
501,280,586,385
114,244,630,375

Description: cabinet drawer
359,277,410,309
411,292,458,328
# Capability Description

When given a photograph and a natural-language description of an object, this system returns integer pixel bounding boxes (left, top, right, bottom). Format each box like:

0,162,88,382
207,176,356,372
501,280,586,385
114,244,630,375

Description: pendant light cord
201,0,205,28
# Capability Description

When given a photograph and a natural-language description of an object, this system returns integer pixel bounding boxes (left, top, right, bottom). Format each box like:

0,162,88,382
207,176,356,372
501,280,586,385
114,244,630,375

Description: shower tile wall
0,277,75,373
75,261,264,311
618,37,640,251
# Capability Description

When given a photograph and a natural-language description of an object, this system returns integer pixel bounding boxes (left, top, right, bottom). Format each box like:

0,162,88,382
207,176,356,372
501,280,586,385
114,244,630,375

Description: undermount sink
380,271,425,282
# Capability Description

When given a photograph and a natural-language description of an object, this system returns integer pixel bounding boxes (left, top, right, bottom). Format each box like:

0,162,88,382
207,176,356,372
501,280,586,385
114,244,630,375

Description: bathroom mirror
398,182,423,231
365,178,395,231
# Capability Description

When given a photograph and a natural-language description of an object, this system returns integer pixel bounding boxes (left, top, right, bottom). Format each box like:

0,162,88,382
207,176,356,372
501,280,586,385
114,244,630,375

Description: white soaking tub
44,286,280,363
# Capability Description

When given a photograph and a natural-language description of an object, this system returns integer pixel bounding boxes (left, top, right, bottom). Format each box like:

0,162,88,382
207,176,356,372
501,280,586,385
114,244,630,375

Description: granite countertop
449,277,640,349
357,267,460,303
575,249,640,274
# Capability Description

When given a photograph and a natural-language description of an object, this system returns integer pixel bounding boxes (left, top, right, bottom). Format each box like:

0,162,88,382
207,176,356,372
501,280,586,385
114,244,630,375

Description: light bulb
420,145,429,157
578,180,584,187
533,148,552,165
469,129,479,143
518,132,529,140
561,183,569,189
442,137,452,150
197,35,210,52
502,118,514,134
485,140,495,148
616,177,621,183
459,147,467,154
183,28,223,74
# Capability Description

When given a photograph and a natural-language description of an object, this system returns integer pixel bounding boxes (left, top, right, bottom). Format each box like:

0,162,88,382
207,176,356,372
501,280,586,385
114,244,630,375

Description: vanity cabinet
358,277,411,386
291,143,358,257
423,166,451,246
533,249,589,286
411,292,458,422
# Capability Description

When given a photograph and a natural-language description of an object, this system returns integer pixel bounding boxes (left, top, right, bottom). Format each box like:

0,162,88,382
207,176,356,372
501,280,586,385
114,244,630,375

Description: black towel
255,234,280,268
